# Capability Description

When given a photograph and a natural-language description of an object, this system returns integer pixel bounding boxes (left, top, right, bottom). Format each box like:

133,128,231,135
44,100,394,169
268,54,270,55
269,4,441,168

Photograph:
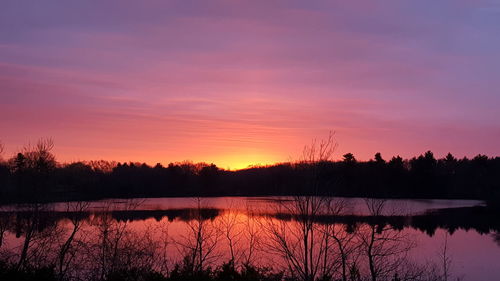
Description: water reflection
0,197,498,281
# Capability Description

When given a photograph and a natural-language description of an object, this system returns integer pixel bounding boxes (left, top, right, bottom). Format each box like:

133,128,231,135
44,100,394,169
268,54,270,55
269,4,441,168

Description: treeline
0,140,499,204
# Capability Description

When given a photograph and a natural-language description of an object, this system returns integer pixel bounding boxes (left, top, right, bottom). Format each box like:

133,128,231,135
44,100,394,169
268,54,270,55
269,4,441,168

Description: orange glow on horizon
46,144,293,171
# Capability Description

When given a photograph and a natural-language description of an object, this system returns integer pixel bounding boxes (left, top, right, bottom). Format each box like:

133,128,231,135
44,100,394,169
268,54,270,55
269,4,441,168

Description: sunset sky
1,1,500,169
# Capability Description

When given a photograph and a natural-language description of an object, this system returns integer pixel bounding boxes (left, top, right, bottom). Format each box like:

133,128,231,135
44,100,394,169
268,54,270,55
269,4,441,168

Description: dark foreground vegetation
0,261,282,281
0,139,499,207
0,197,475,281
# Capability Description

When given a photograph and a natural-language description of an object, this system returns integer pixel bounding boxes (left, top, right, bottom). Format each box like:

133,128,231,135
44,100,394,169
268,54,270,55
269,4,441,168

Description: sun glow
210,153,283,171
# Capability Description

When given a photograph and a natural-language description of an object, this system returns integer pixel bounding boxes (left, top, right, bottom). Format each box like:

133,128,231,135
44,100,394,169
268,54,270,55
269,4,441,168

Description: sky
1,0,500,169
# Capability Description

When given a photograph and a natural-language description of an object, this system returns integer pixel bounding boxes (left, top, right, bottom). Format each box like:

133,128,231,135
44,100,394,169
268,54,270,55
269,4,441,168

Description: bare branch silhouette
359,199,416,281
173,198,222,273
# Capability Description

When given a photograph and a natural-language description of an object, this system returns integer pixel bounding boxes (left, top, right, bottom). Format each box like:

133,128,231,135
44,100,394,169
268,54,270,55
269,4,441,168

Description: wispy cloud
1,0,499,168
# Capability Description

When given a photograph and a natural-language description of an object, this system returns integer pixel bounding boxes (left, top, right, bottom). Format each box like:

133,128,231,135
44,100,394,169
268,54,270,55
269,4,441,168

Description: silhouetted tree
359,199,415,281
175,198,222,274
7,139,57,201
342,153,356,164
374,153,385,164
56,202,89,281
262,133,340,281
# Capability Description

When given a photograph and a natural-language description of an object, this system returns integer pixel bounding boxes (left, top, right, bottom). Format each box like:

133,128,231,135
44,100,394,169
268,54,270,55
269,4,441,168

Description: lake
0,197,498,281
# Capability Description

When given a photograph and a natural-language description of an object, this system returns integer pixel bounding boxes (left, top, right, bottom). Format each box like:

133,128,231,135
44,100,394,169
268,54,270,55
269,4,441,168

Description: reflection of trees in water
173,198,222,273
84,199,161,281
261,196,335,281
0,199,164,281
266,206,500,238
13,203,61,270
56,201,89,281
111,207,221,222
493,232,500,247
0,198,493,281
0,205,10,249
260,197,430,281
241,204,261,266
218,201,242,265
359,199,416,281
3,204,496,238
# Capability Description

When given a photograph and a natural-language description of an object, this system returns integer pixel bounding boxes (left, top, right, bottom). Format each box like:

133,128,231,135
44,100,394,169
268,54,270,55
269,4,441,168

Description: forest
0,139,499,206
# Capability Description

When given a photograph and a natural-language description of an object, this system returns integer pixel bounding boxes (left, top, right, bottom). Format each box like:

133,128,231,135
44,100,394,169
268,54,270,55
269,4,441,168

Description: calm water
1,197,498,281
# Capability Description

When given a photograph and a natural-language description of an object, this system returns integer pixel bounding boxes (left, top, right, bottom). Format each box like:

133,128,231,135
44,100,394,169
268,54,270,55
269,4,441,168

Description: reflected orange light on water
2,197,500,280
